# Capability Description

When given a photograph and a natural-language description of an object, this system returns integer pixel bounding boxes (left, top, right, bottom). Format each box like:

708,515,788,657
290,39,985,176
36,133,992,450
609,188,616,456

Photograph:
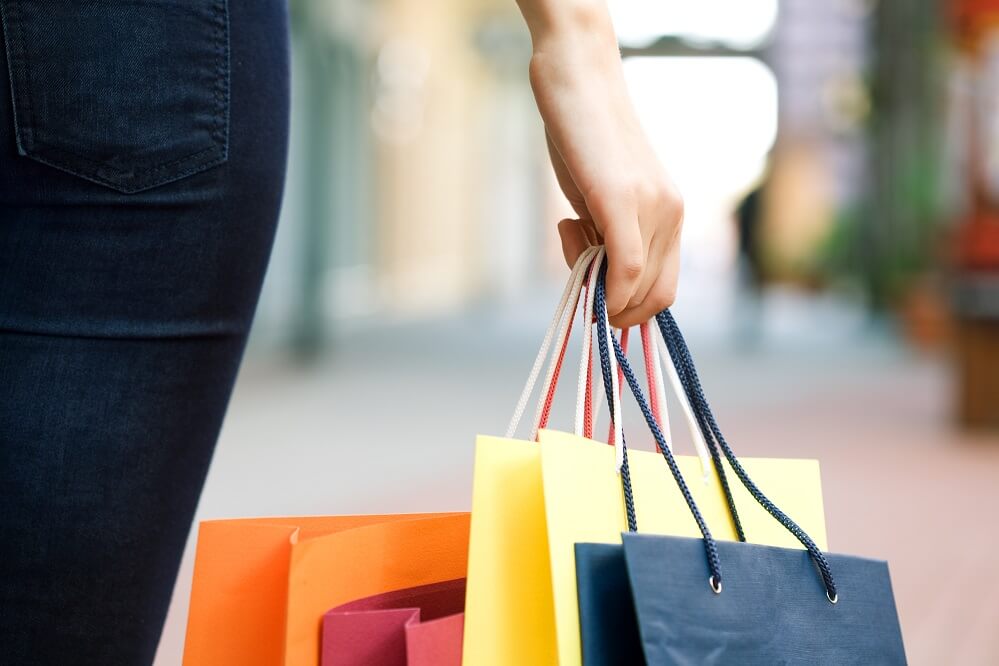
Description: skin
515,0,685,328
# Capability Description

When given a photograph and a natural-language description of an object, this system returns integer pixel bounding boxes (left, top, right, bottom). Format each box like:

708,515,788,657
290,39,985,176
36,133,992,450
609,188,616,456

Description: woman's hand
516,0,684,327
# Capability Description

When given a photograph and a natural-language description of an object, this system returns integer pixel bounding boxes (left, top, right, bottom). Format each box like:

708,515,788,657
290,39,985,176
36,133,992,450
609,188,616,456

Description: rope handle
588,296,712,479
593,259,838,602
505,246,597,440
575,249,665,441
641,322,669,451
507,246,668,443
507,244,716,486
575,249,668,447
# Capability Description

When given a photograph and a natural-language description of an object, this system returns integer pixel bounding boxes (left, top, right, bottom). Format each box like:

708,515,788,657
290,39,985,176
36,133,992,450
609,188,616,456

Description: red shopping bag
321,579,464,666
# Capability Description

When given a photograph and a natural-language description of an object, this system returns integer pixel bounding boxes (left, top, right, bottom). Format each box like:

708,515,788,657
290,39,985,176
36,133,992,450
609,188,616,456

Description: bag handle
593,258,839,603
578,250,714,477
506,246,668,442
506,246,597,440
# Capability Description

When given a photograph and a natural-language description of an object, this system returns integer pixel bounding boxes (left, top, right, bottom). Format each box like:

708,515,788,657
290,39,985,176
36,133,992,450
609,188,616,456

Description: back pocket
0,0,229,193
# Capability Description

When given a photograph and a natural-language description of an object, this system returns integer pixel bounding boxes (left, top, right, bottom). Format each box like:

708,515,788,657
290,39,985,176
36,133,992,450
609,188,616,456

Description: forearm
516,0,683,325
518,0,636,201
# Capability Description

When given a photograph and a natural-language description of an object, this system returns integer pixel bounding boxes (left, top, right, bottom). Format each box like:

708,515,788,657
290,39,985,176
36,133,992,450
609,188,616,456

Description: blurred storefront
254,0,543,354
245,0,999,428
950,0,999,426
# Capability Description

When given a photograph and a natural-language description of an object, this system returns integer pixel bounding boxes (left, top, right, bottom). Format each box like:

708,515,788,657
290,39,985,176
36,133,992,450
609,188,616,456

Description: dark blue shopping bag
575,260,906,665
574,543,645,666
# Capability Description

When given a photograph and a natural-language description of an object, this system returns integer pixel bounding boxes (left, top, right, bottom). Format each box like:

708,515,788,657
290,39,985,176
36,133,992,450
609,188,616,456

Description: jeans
0,2,290,663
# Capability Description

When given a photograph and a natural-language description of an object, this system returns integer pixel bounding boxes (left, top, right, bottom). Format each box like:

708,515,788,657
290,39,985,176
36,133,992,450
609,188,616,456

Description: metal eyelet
709,576,722,594
827,591,838,604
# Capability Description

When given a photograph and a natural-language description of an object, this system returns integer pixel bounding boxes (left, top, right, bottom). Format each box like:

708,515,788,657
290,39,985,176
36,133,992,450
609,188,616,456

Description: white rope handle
576,249,676,446
654,326,713,481
573,246,604,436
528,247,599,440
505,245,598,439
648,326,674,451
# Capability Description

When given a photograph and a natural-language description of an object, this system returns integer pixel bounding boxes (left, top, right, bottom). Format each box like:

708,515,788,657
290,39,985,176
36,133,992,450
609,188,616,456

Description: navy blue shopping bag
575,259,906,665
621,534,905,664
574,543,645,666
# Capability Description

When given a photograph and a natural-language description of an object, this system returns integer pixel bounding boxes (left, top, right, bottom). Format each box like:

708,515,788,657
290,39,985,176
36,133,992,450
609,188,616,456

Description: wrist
528,29,623,98
519,1,618,54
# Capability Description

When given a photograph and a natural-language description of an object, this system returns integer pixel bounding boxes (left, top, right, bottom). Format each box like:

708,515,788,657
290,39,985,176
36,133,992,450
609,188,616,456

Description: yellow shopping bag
463,436,558,665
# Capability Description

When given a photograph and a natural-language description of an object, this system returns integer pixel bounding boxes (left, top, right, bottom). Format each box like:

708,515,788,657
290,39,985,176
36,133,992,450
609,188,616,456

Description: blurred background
158,0,999,663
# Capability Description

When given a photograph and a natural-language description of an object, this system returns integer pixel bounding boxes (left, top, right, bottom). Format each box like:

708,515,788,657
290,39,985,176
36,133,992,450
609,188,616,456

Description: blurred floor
155,288,999,665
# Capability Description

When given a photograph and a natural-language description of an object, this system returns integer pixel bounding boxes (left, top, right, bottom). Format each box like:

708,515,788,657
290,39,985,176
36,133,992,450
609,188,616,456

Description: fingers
625,229,668,310
579,218,601,246
559,205,682,327
610,241,680,328
589,193,646,318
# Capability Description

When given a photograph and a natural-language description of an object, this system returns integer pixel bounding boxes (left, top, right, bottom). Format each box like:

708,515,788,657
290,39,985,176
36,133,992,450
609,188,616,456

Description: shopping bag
182,512,469,666
463,247,603,666
406,613,464,666
573,543,645,666
577,265,905,664
463,248,829,666
321,579,464,666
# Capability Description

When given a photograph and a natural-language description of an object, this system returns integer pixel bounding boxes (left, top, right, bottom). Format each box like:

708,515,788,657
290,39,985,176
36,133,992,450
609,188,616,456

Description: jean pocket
0,0,229,193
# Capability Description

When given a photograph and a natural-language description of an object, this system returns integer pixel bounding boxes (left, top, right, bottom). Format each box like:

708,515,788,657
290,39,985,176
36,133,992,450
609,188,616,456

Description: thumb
557,218,592,267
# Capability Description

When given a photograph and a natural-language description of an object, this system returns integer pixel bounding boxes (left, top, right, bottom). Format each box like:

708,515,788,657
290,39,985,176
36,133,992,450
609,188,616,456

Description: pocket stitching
20,141,226,191
2,0,33,149
1,0,230,193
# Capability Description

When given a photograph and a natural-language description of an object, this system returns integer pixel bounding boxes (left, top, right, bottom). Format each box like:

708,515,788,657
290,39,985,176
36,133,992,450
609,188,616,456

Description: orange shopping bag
182,512,469,666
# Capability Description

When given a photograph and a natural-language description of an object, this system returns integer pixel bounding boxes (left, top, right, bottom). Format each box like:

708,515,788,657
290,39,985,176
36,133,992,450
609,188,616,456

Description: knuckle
670,189,685,222
655,187,684,242
619,256,645,279
585,180,636,212
653,284,678,309
657,181,684,219
638,178,685,235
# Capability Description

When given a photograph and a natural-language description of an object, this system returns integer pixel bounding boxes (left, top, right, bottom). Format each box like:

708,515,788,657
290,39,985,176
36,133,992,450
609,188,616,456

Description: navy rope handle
594,288,639,533
594,263,723,587
656,310,838,601
595,260,838,601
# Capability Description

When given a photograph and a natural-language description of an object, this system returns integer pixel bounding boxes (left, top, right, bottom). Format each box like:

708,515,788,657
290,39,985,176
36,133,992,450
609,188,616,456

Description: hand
517,2,685,328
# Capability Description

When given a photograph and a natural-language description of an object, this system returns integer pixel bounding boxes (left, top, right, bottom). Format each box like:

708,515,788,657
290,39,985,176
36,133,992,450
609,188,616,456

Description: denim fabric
2,0,230,193
0,1,289,663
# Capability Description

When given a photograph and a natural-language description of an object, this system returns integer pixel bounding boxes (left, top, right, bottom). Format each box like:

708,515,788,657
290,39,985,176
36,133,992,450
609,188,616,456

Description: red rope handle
536,264,664,443
641,321,663,453
537,305,576,435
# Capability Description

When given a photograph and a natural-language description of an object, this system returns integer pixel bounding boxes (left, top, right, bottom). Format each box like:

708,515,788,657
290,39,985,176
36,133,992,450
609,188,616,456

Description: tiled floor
155,293,999,665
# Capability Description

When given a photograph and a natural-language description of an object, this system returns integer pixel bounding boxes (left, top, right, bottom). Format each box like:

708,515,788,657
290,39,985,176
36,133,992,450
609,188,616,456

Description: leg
0,1,289,662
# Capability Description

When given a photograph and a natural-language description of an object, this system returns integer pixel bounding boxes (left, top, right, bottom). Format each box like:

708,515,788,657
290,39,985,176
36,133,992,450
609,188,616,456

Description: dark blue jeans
0,2,289,663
